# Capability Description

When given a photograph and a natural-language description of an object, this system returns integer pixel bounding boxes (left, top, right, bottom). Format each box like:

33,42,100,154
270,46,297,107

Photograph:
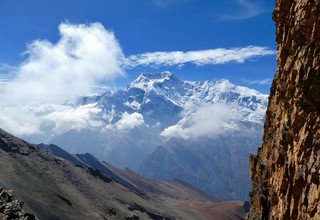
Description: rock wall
0,187,37,220
248,0,320,219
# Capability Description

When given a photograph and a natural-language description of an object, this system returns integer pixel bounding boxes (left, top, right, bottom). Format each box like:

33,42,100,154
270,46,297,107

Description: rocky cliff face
0,187,37,220
248,0,320,219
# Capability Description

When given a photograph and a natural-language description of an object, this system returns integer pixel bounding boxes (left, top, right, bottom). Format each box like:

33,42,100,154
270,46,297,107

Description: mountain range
50,72,267,200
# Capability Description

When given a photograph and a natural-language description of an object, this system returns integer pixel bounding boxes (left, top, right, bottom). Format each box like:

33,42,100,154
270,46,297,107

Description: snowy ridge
86,71,268,126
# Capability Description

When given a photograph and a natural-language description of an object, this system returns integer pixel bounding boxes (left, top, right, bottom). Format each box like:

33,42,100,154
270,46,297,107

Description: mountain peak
139,71,174,80
129,71,179,90
138,71,174,82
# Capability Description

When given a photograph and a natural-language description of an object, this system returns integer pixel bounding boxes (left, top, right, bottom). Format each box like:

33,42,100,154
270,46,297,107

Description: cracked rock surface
247,0,320,219
0,187,37,220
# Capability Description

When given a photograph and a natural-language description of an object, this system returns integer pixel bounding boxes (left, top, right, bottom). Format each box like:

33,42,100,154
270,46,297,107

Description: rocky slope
0,127,249,219
0,128,205,219
38,144,144,194
39,142,248,219
248,0,320,219
40,143,221,203
40,143,232,201
107,166,247,220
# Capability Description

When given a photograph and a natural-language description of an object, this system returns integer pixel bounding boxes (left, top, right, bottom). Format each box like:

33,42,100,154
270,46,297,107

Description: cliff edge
248,1,320,219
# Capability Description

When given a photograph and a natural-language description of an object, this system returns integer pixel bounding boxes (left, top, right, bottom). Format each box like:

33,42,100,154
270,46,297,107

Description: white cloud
107,112,145,132
0,106,41,136
0,63,16,75
0,104,103,137
43,104,103,135
244,78,273,85
1,22,124,106
161,103,239,139
0,78,9,86
0,63,16,86
222,0,266,20
0,22,126,137
126,46,275,68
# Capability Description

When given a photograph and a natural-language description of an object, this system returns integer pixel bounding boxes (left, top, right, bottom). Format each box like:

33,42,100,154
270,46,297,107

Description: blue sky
0,0,276,94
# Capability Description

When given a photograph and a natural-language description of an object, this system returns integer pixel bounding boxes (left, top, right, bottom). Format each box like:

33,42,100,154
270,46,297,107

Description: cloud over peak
1,22,124,105
161,103,240,140
107,112,145,132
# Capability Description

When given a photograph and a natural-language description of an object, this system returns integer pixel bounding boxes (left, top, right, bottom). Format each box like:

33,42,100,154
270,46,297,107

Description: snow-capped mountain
128,72,267,121
51,71,268,169
84,71,267,126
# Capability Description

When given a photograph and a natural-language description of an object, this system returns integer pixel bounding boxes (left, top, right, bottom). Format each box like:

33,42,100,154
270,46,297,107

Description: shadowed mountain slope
0,128,205,220
40,141,248,220
138,135,260,201
106,163,247,220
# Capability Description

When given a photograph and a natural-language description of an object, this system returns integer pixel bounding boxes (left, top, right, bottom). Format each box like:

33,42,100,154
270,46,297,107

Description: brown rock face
248,1,320,219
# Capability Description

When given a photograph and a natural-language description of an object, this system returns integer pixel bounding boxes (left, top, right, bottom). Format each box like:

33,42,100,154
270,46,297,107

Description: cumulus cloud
0,22,125,137
0,104,103,137
1,22,124,105
161,103,239,139
107,112,145,132
126,46,275,68
43,104,103,135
